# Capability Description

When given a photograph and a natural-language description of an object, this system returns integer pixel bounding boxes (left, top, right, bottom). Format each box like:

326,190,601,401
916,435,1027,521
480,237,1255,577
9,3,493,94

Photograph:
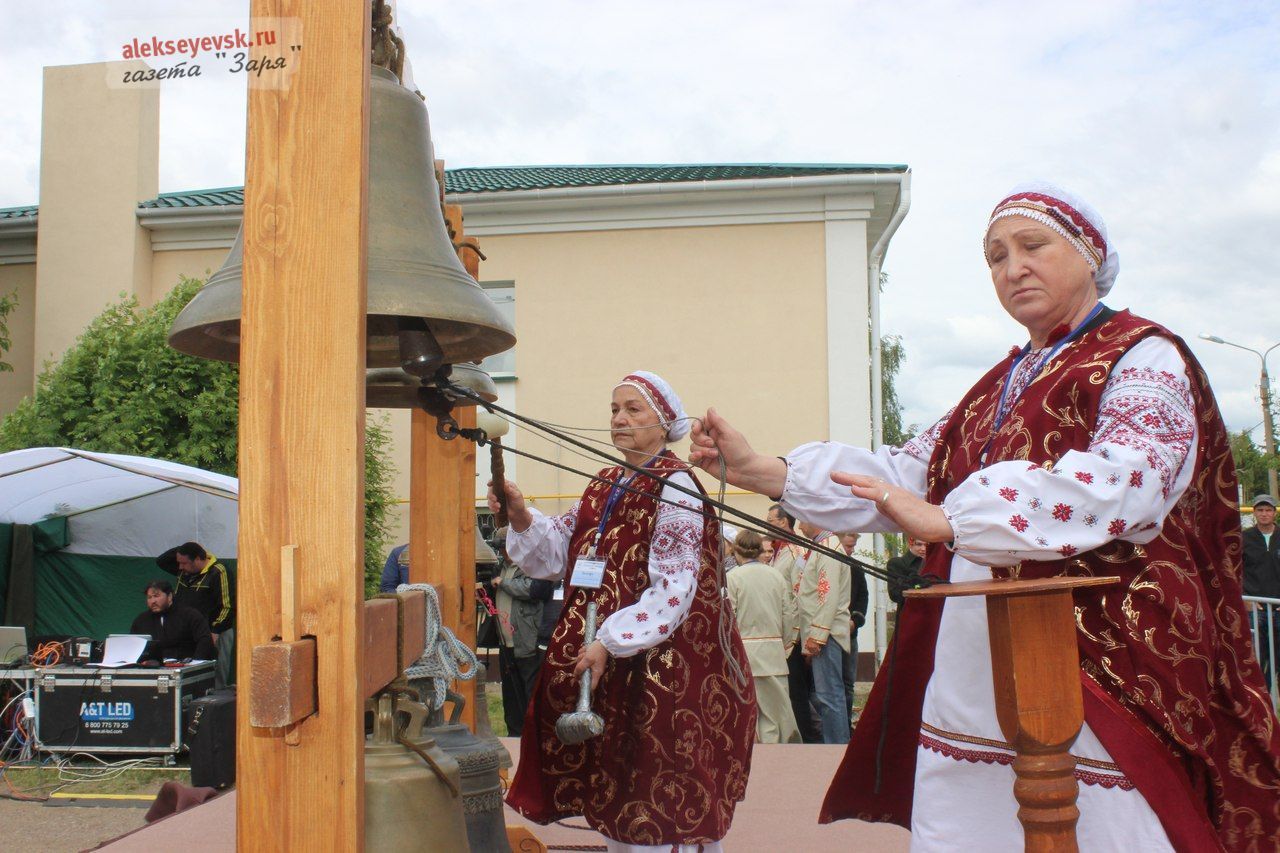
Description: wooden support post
906,575,1118,853
237,1,370,848
455,405,479,730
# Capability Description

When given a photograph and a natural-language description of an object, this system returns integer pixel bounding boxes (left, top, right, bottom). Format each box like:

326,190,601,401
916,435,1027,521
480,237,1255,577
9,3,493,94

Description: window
479,281,515,378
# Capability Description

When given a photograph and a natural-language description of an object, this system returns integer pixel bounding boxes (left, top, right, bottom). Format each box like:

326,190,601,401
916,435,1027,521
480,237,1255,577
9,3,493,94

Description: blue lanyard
987,303,1106,450
592,454,663,555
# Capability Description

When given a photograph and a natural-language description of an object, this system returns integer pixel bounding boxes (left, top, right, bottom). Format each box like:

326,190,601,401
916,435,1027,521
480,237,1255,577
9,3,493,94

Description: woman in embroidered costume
492,370,756,853
690,183,1280,850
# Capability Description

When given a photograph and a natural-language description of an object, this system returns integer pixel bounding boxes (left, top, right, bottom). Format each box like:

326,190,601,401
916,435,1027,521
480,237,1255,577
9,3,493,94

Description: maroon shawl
506,451,756,845
821,311,1280,851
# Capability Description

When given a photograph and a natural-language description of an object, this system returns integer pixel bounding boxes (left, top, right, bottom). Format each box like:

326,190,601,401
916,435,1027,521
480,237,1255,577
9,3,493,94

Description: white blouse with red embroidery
780,336,1198,567
506,470,704,658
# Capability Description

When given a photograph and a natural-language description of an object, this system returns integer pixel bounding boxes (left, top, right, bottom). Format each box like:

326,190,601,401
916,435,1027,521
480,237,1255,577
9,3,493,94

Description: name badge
571,557,606,589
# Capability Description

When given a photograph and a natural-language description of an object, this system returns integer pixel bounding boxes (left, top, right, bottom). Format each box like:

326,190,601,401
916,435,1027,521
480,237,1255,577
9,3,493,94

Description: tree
0,290,16,373
881,333,910,448
0,277,397,594
879,333,910,557
1230,429,1275,500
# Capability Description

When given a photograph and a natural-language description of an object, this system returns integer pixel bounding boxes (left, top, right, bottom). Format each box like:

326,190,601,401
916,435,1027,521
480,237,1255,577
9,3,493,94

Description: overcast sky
2,1,1277,441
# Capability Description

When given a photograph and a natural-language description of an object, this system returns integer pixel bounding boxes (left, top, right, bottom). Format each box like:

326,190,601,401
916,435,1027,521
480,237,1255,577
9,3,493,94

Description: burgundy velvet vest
822,311,1280,851
506,451,756,845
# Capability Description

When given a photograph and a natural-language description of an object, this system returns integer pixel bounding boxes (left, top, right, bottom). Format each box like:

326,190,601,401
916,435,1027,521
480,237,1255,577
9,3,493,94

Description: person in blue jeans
379,544,409,593
796,521,853,744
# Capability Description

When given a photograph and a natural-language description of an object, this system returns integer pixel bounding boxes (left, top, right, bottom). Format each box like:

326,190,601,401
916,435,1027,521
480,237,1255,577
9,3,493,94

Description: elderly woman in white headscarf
492,371,756,853
689,184,1280,850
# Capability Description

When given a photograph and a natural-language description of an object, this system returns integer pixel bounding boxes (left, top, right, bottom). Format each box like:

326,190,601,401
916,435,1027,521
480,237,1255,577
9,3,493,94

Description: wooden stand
905,575,1117,852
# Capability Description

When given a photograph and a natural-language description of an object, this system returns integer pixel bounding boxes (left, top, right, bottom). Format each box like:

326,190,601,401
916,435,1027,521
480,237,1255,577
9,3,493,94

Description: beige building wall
33,62,158,368
147,248,230,307
0,263,37,413
475,221,833,521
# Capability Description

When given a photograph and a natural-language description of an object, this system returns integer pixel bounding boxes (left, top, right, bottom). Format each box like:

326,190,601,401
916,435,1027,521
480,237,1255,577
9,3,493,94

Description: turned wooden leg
987,589,1084,853
906,575,1117,852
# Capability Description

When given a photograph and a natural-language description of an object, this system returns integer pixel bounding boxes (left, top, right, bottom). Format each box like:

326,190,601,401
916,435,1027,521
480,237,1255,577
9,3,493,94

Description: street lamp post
1200,334,1280,498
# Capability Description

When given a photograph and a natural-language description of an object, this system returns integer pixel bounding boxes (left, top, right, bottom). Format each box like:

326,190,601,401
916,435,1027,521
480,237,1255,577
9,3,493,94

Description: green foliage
1231,429,1276,499
363,413,397,597
879,333,910,557
0,278,397,585
0,289,16,373
880,333,909,449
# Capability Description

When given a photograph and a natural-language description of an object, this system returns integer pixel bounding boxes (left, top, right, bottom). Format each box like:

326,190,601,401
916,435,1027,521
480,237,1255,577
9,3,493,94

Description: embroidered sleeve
780,423,942,534
505,502,580,581
900,408,956,464
942,337,1198,566
596,472,703,658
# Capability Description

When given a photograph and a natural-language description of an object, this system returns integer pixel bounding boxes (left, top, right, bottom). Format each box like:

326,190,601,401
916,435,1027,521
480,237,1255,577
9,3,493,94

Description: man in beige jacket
767,504,820,742
727,530,800,743
796,521,853,744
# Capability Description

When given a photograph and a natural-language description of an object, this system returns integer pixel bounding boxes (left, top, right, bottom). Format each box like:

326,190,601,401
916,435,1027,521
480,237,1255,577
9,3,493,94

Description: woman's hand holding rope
689,407,954,545
487,479,532,532
688,408,788,496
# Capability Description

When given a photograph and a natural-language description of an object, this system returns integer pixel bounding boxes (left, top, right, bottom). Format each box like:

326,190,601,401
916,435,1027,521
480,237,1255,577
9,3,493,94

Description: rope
397,583,480,710
450,393,932,591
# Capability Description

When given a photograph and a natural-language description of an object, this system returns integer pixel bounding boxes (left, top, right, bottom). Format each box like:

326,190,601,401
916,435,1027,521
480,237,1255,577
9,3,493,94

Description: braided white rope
397,583,481,710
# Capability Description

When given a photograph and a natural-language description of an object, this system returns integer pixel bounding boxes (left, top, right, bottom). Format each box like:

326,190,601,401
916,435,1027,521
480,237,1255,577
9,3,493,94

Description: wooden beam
362,597,399,699
249,640,317,728
455,405,479,731
237,0,370,848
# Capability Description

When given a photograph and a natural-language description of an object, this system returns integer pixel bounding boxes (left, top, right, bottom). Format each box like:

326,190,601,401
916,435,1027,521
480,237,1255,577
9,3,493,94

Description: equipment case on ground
34,662,214,755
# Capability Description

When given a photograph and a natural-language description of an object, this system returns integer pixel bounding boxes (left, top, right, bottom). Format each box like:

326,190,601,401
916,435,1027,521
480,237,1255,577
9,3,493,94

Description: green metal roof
4,165,908,218
132,164,906,209
0,205,38,221
138,187,246,209
442,163,907,194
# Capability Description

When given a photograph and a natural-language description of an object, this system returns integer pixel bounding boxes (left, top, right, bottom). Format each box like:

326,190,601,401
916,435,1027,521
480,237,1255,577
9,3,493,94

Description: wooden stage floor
97,739,910,851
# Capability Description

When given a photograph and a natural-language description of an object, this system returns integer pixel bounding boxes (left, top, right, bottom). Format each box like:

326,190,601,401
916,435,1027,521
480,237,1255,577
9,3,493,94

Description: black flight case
34,662,215,755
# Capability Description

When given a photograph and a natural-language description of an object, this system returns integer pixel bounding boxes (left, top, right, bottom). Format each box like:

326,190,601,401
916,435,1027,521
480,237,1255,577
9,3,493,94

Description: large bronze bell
168,64,515,374
365,692,469,851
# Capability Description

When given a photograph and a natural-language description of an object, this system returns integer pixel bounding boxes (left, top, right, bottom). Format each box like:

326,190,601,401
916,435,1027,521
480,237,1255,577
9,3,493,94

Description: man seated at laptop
130,580,216,663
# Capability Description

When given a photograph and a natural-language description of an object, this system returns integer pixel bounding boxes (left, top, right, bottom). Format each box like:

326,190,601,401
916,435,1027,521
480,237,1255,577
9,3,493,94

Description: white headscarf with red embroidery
614,371,690,442
985,181,1120,297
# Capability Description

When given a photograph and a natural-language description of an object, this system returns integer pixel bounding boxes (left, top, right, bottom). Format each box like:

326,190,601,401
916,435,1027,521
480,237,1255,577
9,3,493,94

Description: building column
34,61,158,368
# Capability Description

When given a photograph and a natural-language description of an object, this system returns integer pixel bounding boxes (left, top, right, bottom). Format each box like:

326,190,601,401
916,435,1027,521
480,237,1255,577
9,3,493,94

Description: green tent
0,448,237,639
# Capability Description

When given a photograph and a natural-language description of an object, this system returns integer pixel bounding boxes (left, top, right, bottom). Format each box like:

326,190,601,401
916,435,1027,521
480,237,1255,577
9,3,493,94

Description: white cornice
447,174,905,242
0,172,909,257
0,220,36,265
136,205,241,251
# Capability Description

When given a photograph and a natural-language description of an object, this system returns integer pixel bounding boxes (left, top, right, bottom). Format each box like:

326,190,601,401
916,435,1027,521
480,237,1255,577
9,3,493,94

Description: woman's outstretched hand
487,479,532,532
831,472,955,543
688,408,788,496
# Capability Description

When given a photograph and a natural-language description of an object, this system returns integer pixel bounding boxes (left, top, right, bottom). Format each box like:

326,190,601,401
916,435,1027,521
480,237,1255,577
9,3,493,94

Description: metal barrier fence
1244,595,1280,703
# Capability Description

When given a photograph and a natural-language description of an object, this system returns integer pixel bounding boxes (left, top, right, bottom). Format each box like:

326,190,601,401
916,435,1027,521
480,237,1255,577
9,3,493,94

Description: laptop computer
0,626,28,665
